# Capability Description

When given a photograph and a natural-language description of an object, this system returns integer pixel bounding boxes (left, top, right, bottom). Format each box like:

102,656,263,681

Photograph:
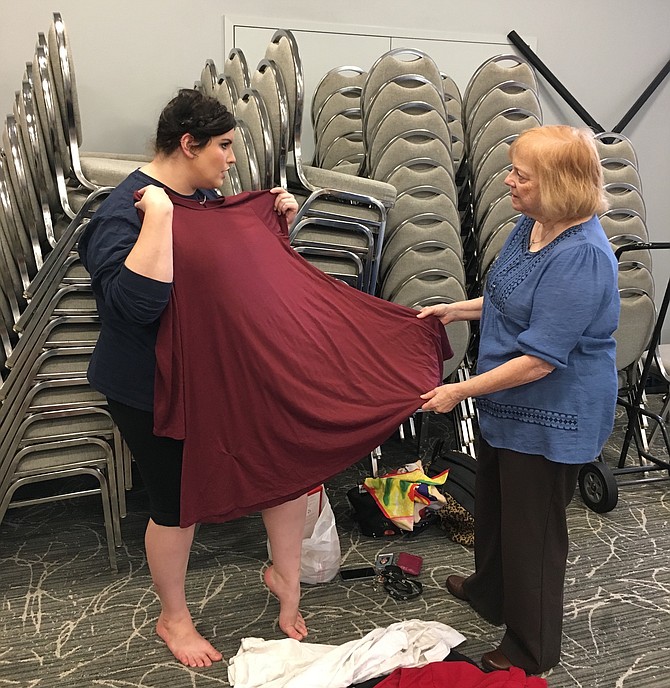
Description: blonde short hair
509,125,609,220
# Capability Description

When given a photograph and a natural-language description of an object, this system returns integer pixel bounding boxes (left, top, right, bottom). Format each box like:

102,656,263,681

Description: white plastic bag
299,495,341,584
267,490,341,584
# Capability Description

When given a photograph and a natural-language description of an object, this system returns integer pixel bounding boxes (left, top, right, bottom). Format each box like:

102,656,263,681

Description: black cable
381,565,423,601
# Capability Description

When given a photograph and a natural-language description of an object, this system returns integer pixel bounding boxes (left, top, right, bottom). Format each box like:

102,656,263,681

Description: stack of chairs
44,14,149,198
349,48,470,452
460,54,541,297
441,73,467,207
311,66,366,171
265,30,395,295
197,31,396,295
0,12,151,571
595,132,656,454
358,49,468,379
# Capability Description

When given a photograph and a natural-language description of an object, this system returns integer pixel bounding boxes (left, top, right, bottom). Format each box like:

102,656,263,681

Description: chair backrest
477,194,520,249
312,65,366,126
32,36,80,220
447,119,465,172
603,182,646,220
0,204,25,321
264,30,304,160
363,48,443,114
387,186,460,239
381,241,465,295
472,135,516,195
600,157,643,192
0,157,31,292
474,167,511,225
594,131,638,168
213,76,238,113
318,132,364,171
2,116,42,276
382,157,457,200
224,48,251,101
381,219,462,277
618,261,654,299
478,218,518,279
15,78,58,251
315,108,362,163
599,208,649,243
47,13,81,146
230,119,260,191
385,267,465,303
441,73,462,106
462,54,538,122
368,104,451,174
364,76,446,144
614,288,655,372
372,136,453,184
470,109,541,176
47,12,99,191
200,59,218,97
466,81,542,149
251,58,290,188
313,87,362,140
236,89,275,188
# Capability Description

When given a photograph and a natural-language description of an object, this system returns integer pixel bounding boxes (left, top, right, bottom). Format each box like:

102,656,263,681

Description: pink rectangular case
397,552,423,576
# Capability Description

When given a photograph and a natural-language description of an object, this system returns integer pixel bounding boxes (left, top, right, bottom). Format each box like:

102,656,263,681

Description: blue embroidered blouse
476,214,620,464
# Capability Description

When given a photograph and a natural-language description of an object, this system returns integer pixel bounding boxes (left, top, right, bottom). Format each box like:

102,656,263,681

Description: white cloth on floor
227,619,466,688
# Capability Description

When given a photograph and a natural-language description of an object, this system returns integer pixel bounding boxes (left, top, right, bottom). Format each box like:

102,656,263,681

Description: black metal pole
507,30,605,133
613,57,670,133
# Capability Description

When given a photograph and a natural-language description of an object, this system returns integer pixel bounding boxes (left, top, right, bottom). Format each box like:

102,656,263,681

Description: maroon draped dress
153,190,452,526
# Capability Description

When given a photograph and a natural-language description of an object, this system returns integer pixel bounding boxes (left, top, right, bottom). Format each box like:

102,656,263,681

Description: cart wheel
579,462,618,513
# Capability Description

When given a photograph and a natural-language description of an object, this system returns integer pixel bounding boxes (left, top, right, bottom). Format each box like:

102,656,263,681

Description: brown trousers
463,438,580,673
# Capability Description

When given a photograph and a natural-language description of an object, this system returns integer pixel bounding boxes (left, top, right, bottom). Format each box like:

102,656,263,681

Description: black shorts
106,398,183,527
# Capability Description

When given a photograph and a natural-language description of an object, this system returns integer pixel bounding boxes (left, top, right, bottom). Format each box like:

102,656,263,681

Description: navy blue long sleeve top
78,169,216,411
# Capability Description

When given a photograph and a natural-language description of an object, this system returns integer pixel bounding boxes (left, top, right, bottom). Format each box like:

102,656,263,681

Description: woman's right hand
134,185,173,216
416,303,456,325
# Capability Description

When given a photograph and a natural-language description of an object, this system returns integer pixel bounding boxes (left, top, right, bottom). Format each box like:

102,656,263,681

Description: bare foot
156,612,223,667
264,565,308,640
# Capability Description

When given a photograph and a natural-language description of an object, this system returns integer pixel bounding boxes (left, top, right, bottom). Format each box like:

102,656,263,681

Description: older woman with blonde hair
418,125,619,674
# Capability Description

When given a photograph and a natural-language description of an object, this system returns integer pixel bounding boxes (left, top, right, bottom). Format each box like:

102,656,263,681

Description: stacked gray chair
197,59,218,97
46,14,149,192
439,54,541,455
361,48,468,381
259,29,396,294
596,134,655,413
0,187,122,571
441,73,465,177
31,34,92,219
311,66,366,171
0,11,137,569
595,131,649,280
193,58,243,197
461,55,541,297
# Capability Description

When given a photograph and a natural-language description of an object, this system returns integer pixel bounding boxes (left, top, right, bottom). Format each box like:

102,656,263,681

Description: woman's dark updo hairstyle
154,88,236,155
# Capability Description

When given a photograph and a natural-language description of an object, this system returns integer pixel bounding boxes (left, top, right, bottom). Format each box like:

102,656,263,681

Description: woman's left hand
420,384,463,413
270,187,299,225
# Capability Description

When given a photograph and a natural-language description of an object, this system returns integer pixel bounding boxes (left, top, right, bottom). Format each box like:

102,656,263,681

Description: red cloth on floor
374,662,548,687
154,190,452,526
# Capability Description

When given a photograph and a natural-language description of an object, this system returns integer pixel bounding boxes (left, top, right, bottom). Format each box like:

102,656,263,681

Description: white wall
2,0,670,334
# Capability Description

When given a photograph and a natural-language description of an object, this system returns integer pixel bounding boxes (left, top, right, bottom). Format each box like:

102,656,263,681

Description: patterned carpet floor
2,407,670,687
